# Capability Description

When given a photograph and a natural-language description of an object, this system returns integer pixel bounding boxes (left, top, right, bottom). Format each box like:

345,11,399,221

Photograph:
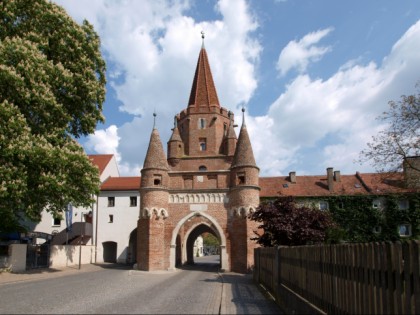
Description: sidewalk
0,263,105,285
220,272,281,314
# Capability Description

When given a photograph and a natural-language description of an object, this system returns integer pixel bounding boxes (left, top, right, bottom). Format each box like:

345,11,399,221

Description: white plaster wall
49,245,94,268
30,205,94,245
101,155,120,182
8,244,27,272
96,191,139,264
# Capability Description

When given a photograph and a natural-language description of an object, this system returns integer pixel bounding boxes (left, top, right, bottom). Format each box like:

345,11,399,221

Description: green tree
359,84,420,177
250,196,336,247
0,0,106,232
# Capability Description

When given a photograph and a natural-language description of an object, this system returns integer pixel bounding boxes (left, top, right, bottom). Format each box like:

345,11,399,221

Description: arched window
199,165,207,171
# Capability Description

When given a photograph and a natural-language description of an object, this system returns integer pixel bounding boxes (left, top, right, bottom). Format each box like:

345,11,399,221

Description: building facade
28,43,420,272
136,44,260,273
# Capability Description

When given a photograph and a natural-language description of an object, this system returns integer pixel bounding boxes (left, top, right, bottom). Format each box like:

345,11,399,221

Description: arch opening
127,228,137,264
169,212,228,271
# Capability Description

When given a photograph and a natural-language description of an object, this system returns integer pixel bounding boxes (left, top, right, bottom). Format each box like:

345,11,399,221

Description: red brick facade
136,46,260,273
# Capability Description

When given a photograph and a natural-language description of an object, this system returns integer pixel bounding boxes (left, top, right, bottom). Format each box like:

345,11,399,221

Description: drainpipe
94,194,99,264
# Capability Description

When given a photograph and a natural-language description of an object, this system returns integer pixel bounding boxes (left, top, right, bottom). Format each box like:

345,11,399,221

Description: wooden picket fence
254,241,420,314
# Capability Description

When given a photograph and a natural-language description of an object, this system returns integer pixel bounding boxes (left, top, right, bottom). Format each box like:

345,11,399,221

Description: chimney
289,171,296,183
334,170,341,182
327,167,334,191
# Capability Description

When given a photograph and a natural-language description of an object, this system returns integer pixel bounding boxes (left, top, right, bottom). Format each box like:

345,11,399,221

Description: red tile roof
101,177,141,191
88,154,113,175
188,47,220,108
259,173,413,198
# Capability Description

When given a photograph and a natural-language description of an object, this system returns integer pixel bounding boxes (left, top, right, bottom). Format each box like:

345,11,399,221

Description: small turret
228,108,260,273
230,109,259,189
224,111,237,156
167,116,184,166
137,114,170,271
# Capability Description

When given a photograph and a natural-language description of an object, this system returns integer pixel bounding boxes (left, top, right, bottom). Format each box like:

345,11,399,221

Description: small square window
398,200,409,210
154,174,162,186
108,197,115,207
372,199,382,209
52,218,61,226
373,226,381,234
398,224,411,237
108,215,114,223
319,201,329,211
130,196,137,207
237,172,245,185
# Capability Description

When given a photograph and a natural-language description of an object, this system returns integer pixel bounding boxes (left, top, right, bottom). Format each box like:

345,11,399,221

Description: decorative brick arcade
136,39,260,273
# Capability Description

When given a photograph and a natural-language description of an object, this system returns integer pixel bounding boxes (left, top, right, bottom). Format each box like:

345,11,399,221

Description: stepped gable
143,127,169,170
231,117,257,169
188,47,220,109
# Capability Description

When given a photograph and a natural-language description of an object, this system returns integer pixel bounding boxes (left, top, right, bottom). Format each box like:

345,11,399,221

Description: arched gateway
136,39,260,273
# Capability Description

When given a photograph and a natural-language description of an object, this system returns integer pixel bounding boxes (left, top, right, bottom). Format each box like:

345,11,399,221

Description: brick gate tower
137,37,260,273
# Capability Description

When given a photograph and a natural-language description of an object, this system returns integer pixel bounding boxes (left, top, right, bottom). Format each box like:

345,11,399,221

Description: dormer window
199,118,206,129
154,174,162,186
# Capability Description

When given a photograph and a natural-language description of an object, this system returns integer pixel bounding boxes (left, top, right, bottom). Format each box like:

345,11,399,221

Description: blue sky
53,0,420,177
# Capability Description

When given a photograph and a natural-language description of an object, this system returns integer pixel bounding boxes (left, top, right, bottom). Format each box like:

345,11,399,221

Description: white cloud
276,28,333,76
53,0,420,177
85,125,120,155
259,20,420,175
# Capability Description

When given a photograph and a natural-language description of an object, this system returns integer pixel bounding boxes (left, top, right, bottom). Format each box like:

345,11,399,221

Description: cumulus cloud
256,20,420,175
276,28,333,76
53,0,420,177
54,0,261,174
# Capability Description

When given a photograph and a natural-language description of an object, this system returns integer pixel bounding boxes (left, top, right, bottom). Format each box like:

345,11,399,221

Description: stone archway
184,223,219,266
169,212,228,271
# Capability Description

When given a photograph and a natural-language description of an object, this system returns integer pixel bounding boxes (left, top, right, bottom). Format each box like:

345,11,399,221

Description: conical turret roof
231,117,257,169
169,125,182,142
188,47,220,109
143,128,169,170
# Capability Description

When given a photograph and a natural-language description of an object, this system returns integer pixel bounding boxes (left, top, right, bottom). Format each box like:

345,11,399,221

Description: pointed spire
231,111,257,168
188,35,220,109
143,127,169,171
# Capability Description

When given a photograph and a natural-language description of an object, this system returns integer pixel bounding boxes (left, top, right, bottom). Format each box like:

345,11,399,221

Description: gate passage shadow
178,255,221,273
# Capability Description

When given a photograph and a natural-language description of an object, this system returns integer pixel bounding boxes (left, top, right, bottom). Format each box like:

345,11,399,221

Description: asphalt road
0,256,280,314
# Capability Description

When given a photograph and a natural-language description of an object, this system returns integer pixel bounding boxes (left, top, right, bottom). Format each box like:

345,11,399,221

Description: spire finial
241,107,246,126
173,115,177,128
153,111,157,129
201,30,205,48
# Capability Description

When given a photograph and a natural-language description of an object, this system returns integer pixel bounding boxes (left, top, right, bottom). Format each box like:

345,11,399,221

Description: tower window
224,123,227,135
199,118,206,129
108,215,114,223
199,138,207,151
199,165,207,171
237,172,245,185
108,197,115,207
154,174,162,186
